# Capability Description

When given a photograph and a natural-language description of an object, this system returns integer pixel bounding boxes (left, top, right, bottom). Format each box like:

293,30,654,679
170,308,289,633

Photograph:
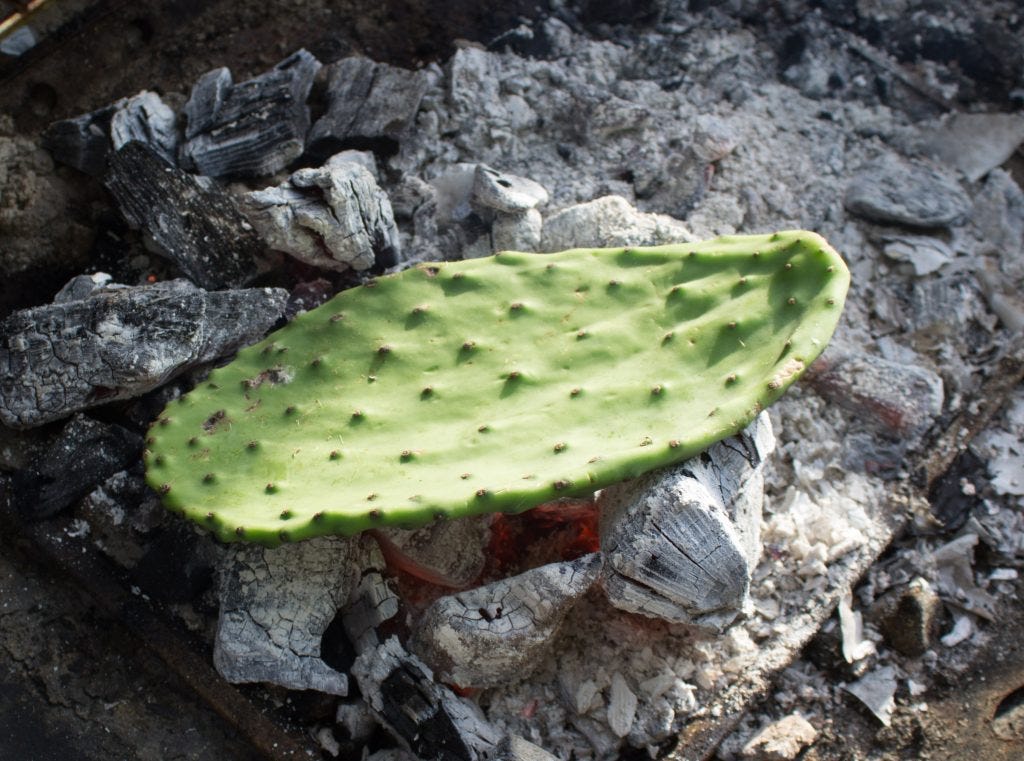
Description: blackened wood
41,101,117,176
0,278,288,428
104,141,264,289
307,57,429,158
180,50,321,178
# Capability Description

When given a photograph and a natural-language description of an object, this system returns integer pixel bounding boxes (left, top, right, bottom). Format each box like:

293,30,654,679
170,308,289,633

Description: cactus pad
145,231,849,545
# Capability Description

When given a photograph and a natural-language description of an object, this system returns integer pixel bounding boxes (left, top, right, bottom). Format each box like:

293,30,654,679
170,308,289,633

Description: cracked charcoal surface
213,536,357,695
104,141,265,289
0,278,288,428
242,153,401,273
11,414,143,519
307,57,430,159
145,232,848,544
352,635,504,761
180,50,321,178
598,412,775,631
410,553,601,688
342,537,401,655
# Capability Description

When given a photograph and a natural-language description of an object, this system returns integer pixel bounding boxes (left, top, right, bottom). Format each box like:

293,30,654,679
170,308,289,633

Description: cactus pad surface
146,231,849,545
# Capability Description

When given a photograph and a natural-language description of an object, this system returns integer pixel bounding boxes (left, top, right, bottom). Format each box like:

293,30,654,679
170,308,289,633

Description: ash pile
2,1,1024,759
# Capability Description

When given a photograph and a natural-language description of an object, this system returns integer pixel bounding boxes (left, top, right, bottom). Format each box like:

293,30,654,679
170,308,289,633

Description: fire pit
2,2,1023,760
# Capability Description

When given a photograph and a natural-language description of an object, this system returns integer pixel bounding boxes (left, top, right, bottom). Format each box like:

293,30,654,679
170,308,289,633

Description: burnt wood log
409,553,601,688
598,412,775,631
104,141,265,289
371,513,491,588
213,537,358,696
352,636,504,761
42,91,178,176
307,57,429,159
242,154,401,273
0,278,288,428
180,50,321,178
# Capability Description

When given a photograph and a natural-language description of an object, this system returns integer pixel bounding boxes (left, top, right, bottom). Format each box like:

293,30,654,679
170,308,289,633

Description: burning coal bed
4,6,1024,761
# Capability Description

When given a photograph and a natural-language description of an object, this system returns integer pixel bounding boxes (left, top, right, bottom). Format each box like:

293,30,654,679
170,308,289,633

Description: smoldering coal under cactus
145,231,849,545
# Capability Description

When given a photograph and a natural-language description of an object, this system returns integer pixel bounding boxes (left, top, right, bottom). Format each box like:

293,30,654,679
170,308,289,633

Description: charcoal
0,279,288,428
41,103,118,176
805,350,944,441
598,412,775,631
471,165,548,214
181,50,321,178
109,91,179,165
213,537,358,696
844,156,971,228
53,272,112,304
307,57,429,158
342,537,401,655
372,513,492,588
352,636,503,761
104,141,264,289
409,554,601,688
12,414,143,519
42,91,178,176
242,154,401,273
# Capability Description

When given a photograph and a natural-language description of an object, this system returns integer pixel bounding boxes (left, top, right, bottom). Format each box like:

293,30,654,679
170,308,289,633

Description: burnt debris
11,414,143,520
599,412,775,631
180,50,321,179
242,153,402,273
0,278,287,428
214,536,358,696
42,90,178,177
307,57,430,159
104,141,266,289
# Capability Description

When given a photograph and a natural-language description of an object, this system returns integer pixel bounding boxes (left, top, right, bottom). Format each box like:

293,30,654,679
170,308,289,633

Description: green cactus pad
145,231,849,545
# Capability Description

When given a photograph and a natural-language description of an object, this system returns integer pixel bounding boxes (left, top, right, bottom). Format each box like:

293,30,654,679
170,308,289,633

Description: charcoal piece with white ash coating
104,141,265,289
352,635,504,761
598,412,775,631
213,536,358,696
342,536,401,655
180,50,321,178
409,553,601,688
307,57,430,159
0,278,287,429
241,154,401,273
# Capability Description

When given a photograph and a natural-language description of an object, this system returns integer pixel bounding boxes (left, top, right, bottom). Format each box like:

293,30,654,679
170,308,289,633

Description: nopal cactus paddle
145,231,849,545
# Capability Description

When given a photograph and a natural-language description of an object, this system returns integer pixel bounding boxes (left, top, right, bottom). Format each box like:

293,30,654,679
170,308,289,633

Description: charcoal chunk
12,415,143,519
844,156,971,228
409,554,601,688
104,141,264,289
599,413,774,631
180,50,321,178
307,57,429,158
109,91,179,165
42,91,178,176
41,103,118,176
214,537,358,696
0,279,288,429
242,154,401,273
352,636,503,761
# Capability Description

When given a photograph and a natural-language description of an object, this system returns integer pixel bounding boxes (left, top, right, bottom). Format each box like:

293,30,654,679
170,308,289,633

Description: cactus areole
145,231,849,545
